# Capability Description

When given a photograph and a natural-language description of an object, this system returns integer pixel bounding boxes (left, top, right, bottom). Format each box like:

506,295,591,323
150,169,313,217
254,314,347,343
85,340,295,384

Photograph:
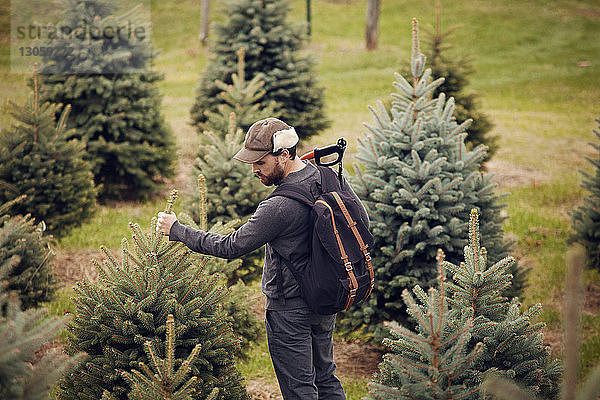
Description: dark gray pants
265,308,346,400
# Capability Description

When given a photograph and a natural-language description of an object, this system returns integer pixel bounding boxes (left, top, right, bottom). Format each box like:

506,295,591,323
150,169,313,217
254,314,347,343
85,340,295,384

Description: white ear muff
272,128,299,153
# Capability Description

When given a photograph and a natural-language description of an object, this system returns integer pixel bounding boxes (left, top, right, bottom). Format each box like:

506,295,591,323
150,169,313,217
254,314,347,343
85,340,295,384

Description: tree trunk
199,0,210,45
366,0,380,50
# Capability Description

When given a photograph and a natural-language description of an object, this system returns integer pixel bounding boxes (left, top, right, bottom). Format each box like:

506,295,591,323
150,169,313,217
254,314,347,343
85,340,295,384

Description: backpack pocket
339,270,374,311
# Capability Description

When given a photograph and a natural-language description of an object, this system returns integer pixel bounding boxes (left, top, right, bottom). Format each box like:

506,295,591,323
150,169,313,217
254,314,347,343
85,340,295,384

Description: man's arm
157,199,286,259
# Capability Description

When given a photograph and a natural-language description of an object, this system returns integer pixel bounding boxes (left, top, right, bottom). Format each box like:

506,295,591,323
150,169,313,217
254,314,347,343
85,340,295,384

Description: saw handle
300,138,346,167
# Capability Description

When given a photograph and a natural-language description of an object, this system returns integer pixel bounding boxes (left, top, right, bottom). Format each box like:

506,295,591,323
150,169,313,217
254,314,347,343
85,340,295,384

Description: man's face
252,153,285,186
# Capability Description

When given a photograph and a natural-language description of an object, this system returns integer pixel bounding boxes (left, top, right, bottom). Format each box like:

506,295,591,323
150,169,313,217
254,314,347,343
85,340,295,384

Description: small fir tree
116,314,220,400
341,19,525,337
187,111,271,284
58,191,248,400
0,69,96,237
484,246,599,400
570,116,600,271
0,255,85,400
445,210,560,398
0,196,58,309
366,209,561,399
181,176,263,356
366,249,484,399
201,48,278,137
190,0,329,139
420,0,496,159
39,0,176,200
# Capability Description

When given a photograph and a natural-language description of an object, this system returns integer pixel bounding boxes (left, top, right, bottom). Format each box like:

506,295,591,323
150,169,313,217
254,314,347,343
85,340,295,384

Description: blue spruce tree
367,248,484,399
340,19,526,337
366,209,561,399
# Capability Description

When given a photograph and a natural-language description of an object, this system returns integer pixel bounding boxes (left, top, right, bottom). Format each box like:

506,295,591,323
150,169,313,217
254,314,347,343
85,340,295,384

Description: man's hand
157,212,177,236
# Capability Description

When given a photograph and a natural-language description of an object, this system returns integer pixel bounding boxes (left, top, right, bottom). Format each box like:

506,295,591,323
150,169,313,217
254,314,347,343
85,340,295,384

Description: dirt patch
570,8,600,18
543,327,563,357
52,248,118,286
334,339,384,378
540,281,600,359
486,159,549,189
247,378,283,400
158,155,196,201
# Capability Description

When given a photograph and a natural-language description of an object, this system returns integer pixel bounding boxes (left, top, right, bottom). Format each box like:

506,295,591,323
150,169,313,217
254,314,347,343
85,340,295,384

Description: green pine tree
186,110,271,284
366,249,484,399
484,246,599,400
0,69,96,237
421,0,496,159
366,209,561,399
0,196,58,309
201,48,279,137
57,191,248,400
0,252,85,400
39,0,176,200
115,314,220,400
340,19,525,337
181,176,263,357
190,0,329,139
570,116,600,271
446,210,560,398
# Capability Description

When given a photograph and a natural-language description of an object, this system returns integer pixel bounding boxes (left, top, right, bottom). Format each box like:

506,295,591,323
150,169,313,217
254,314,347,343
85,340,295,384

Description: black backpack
267,166,375,315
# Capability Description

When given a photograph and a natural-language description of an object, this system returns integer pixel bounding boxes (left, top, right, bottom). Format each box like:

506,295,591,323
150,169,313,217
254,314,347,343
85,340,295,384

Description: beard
256,161,285,186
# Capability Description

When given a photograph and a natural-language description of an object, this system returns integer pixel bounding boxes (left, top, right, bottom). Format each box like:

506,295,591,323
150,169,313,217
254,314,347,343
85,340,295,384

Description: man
157,117,366,399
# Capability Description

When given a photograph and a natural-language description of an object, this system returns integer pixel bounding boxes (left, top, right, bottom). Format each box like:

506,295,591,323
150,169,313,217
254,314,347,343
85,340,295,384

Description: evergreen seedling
39,0,176,200
341,19,525,337
0,69,96,236
114,314,219,400
190,0,329,139
446,210,560,397
366,249,484,399
58,190,248,400
367,209,560,399
570,116,600,271
201,48,278,137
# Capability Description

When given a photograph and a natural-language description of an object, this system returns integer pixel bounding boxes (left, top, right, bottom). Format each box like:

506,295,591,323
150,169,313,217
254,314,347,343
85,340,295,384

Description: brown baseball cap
233,117,292,163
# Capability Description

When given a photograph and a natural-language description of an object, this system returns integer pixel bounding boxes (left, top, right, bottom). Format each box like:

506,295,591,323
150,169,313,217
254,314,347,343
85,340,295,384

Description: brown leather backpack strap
316,199,359,310
331,192,375,298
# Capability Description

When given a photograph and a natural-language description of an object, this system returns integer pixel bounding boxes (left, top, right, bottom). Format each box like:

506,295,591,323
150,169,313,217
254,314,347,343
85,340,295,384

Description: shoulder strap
266,165,342,205
267,184,314,207
316,165,343,193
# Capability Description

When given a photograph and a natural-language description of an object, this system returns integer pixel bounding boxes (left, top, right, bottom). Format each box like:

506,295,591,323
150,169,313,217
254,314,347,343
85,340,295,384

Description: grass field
2,0,600,396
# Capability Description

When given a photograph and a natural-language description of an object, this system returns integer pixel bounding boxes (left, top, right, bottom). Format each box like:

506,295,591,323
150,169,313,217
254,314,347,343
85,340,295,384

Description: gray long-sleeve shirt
169,161,367,310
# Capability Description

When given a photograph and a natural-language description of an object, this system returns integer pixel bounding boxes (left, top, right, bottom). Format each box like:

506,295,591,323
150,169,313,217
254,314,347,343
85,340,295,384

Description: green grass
503,174,585,303
41,287,76,342
58,197,166,250
4,0,600,396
